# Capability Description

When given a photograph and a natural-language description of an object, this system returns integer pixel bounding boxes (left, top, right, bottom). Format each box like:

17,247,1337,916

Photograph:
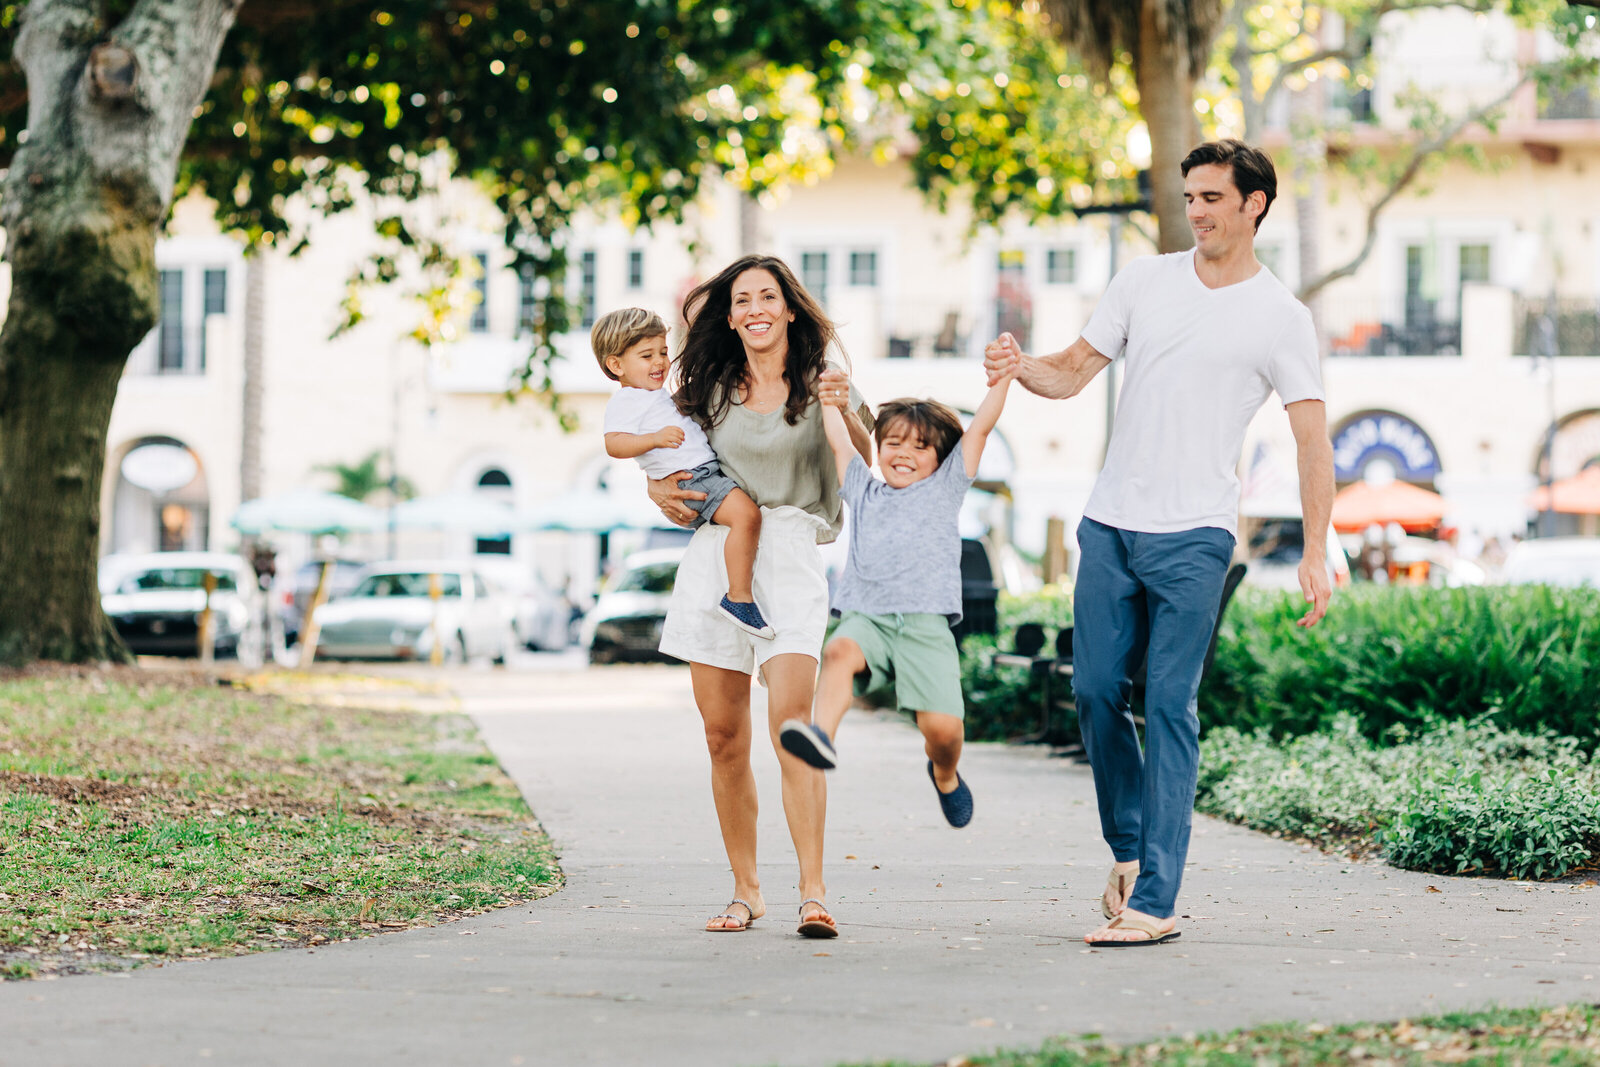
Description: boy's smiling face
877,418,941,489
606,333,670,390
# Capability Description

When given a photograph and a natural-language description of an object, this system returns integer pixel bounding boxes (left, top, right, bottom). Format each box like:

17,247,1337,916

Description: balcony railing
1323,297,1462,357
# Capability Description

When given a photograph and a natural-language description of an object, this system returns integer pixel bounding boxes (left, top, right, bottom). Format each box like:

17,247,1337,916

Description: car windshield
612,562,678,594
350,572,462,598
121,567,238,593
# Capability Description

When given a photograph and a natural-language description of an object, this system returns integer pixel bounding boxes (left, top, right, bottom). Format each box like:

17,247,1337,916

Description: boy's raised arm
961,375,1013,478
605,426,682,460
819,403,857,485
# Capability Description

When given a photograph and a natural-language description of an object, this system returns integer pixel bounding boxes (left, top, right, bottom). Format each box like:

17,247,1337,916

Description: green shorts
830,611,965,719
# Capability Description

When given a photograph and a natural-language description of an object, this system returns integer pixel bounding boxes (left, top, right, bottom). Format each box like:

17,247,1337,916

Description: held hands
983,332,1023,387
653,426,685,449
1296,554,1332,628
818,368,851,411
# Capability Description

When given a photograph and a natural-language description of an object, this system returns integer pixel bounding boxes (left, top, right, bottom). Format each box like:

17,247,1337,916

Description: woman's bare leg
690,661,766,930
761,652,831,927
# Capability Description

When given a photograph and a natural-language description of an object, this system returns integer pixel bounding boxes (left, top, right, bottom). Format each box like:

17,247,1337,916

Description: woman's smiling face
727,268,795,356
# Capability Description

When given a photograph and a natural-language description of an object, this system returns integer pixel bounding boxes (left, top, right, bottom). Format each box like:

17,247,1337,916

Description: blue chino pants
1072,517,1234,919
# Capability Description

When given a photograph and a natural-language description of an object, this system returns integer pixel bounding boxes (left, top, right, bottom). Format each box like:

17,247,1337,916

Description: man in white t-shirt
984,139,1335,948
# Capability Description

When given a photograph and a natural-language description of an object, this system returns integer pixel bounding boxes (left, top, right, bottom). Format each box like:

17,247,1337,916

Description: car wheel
589,642,618,665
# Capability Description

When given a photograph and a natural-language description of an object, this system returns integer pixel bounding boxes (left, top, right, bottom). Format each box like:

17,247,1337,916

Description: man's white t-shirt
1079,249,1323,539
603,387,717,479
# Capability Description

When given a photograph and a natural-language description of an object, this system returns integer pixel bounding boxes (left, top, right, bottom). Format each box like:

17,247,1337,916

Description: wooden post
197,569,217,664
428,572,444,667
297,560,333,669
1042,517,1068,586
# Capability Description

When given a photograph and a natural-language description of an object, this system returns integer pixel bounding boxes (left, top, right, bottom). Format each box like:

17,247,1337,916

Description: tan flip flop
1101,863,1139,920
1087,915,1181,947
706,898,756,932
796,898,838,939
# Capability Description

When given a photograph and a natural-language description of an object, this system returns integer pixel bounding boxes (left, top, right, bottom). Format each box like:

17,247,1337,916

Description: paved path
1,663,1595,1066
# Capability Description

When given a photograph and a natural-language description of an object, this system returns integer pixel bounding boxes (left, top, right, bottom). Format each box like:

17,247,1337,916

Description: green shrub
1197,714,1600,880
1200,585,1600,747
959,589,1072,742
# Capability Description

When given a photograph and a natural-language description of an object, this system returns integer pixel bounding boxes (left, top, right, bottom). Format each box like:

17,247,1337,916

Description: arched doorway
1531,408,1600,537
474,467,513,555
111,437,209,555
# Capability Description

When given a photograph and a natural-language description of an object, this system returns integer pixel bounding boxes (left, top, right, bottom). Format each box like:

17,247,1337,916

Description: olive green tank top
704,380,871,545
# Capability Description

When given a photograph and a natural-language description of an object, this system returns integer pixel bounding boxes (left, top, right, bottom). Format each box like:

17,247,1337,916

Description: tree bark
1135,2,1198,254
0,0,243,665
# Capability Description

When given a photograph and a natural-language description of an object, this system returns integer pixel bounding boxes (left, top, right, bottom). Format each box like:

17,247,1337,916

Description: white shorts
659,505,831,681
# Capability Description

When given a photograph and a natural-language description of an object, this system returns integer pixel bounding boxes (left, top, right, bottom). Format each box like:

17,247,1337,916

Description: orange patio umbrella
1331,480,1447,533
1528,466,1600,515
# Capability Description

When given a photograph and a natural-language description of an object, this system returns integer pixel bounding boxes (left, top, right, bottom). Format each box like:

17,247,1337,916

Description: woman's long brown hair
674,254,842,428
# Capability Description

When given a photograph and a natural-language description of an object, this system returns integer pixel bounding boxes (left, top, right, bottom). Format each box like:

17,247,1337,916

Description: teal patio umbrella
231,489,382,535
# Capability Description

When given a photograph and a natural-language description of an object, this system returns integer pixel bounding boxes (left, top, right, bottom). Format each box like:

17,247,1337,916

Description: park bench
992,561,1248,753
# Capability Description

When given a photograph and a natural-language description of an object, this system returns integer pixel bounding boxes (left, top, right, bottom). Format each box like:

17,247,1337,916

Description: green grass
0,666,559,978
845,1004,1600,1066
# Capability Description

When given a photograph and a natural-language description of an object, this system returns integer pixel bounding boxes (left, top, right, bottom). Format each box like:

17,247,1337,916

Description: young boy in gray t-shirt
779,368,1015,827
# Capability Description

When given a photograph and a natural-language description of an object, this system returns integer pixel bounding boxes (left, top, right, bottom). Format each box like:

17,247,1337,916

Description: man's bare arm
983,332,1111,400
1288,399,1335,628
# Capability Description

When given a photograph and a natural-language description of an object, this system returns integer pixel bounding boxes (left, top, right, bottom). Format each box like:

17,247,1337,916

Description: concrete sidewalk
1,664,1595,1067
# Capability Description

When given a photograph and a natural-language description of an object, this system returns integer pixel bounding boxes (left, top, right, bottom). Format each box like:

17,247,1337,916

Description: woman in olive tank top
650,254,872,937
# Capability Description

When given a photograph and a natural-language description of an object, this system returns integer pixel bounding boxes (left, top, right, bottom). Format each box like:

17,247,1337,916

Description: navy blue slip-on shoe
718,595,775,639
927,760,973,827
779,720,837,770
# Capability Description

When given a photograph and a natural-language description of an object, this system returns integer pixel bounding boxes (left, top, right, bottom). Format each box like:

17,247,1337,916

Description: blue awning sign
1332,412,1440,483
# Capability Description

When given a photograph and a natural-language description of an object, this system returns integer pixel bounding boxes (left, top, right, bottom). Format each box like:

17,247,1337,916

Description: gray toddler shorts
677,460,740,528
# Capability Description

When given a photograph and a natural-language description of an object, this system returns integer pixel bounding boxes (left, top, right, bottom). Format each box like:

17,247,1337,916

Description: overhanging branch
1296,72,1527,303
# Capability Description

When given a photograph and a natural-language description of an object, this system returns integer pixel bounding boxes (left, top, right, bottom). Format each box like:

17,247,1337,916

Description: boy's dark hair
874,398,964,466
1180,139,1277,232
591,308,667,382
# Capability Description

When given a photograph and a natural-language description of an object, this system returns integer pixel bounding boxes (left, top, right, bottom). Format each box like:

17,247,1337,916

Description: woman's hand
647,473,705,527
818,367,851,411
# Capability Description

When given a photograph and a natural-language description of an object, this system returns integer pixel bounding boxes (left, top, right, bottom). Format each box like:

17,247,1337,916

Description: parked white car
473,559,571,652
99,551,264,661
311,561,516,663
1501,537,1600,588
580,549,684,664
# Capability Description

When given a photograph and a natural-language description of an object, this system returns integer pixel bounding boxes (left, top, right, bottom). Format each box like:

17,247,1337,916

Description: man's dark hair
1180,139,1277,232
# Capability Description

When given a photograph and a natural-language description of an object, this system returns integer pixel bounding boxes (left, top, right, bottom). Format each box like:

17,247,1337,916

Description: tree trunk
1290,80,1325,353
1135,2,1198,254
0,0,243,665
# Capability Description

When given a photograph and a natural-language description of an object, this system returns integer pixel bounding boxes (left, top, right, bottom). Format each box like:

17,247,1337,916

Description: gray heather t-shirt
833,441,972,623
702,375,870,545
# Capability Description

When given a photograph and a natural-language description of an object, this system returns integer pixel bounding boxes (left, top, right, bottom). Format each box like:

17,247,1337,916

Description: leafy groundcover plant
1198,714,1600,879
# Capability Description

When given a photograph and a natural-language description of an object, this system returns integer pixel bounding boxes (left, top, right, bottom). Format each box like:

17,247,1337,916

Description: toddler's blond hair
592,308,667,381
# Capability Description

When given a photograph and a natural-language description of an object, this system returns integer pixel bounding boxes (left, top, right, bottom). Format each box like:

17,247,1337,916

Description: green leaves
1198,714,1600,880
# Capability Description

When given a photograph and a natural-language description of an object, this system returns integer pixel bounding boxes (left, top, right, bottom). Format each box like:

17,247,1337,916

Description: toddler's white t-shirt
1079,249,1323,539
603,387,717,479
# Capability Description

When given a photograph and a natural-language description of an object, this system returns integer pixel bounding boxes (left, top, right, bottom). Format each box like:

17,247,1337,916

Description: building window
1459,243,1490,287
157,269,186,373
579,250,597,328
470,252,489,333
848,250,877,287
995,249,1031,352
627,249,644,290
517,265,537,336
800,251,828,307
1045,247,1077,285
475,468,512,555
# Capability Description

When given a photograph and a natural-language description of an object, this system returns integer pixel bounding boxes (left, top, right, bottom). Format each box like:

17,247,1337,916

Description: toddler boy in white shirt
596,308,772,638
